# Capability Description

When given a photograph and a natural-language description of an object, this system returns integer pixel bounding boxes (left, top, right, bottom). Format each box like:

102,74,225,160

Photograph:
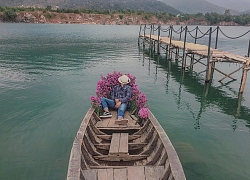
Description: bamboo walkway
139,28,250,94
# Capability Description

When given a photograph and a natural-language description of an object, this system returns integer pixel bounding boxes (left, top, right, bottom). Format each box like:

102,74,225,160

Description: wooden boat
66,107,186,180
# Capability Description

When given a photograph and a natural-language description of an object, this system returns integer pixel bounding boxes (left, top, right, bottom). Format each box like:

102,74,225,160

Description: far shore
0,11,248,26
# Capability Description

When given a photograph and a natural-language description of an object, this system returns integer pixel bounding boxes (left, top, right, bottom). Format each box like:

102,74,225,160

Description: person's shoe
99,112,112,118
115,119,128,125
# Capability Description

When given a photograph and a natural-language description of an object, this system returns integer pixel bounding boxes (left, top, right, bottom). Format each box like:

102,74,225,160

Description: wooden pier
138,25,250,94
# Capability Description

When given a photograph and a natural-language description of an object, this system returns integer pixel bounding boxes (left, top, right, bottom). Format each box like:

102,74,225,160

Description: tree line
0,6,250,26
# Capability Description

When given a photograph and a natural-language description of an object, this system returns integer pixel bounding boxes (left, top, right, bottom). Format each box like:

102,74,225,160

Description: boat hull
67,107,186,180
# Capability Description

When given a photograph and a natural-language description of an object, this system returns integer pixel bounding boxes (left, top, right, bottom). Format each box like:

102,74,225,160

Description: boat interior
79,109,175,180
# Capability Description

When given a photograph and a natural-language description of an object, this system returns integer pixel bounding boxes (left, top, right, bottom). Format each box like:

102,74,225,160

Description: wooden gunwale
148,110,186,180
67,107,95,180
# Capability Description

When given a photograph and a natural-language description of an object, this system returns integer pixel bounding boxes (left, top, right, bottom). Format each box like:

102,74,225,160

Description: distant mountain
159,0,231,14
0,0,180,14
205,0,250,12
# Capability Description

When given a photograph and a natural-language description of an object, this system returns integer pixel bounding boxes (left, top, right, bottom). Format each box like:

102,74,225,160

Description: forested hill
0,0,180,14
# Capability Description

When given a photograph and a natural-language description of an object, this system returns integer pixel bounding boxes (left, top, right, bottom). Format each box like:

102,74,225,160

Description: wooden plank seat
109,133,128,155
95,143,147,151
97,134,141,141
94,133,147,161
95,133,146,152
93,154,148,161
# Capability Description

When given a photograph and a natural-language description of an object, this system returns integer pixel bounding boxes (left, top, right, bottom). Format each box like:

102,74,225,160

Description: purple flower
90,96,96,102
138,108,149,119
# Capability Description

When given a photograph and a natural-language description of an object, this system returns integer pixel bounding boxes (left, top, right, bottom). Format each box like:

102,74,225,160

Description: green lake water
0,23,250,180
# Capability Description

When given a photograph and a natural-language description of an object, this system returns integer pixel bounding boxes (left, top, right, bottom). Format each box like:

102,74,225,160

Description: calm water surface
0,23,250,180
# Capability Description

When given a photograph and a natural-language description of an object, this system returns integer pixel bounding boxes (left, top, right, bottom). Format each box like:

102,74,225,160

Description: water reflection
140,47,250,130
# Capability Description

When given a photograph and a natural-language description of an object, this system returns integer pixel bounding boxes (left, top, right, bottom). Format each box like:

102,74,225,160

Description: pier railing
138,24,250,94
139,24,250,57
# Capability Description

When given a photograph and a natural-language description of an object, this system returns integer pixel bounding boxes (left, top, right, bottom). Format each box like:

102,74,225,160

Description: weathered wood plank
128,166,145,180
93,154,148,161
95,142,146,151
82,169,97,180
89,117,106,135
97,127,141,131
119,133,128,154
96,117,112,128
145,166,154,180
145,166,164,180
134,119,151,135
67,144,81,180
109,133,120,155
97,135,141,141
97,169,114,180
92,112,102,122
114,168,127,180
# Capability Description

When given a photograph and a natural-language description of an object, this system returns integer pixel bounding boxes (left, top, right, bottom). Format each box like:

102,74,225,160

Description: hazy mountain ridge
0,0,180,14
0,0,249,14
159,0,240,14
205,0,250,12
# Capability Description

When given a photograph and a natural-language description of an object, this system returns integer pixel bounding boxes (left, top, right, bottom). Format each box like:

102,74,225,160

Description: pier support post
236,93,243,118
150,24,153,49
239,60,250,93
183,52,188,69
175,48,179,60
169,25,173,59
157,25,161,54
215,26,219,49
205,51,213,82
179,26,183,41
166,45,169,58
182,26,187,68
205,27,213,83
191,26,198,64
247,38,250,57
153,41,156,52
138,24,142,45
143,24,146,48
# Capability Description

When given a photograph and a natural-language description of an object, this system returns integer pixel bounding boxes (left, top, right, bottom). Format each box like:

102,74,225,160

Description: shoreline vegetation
1,6,250,26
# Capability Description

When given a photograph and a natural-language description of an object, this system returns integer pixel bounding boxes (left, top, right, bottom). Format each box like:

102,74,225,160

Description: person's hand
115,99,119,103
115,101,121,108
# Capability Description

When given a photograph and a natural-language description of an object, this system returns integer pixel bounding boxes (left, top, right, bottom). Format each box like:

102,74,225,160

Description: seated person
100,74,132,124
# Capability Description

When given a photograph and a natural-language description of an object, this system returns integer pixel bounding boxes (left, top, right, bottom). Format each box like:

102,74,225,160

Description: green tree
224,9,231,16
2,9,17,22
46,5,52,11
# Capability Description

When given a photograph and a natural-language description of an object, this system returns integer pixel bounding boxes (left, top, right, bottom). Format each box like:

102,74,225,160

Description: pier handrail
188,28,210,39
172,26,184,34
187,26,197,33
141,25,250,41
139,24,250,56
218,27,250,39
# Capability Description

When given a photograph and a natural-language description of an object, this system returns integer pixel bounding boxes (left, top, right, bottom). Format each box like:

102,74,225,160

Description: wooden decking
82,166,164,180
143,34,250,63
